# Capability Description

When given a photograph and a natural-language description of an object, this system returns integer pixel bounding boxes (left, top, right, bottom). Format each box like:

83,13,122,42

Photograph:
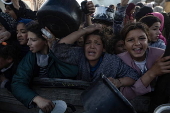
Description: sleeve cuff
1,79,9,88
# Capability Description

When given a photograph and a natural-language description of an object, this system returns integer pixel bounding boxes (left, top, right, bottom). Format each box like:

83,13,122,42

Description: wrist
147,70,157,78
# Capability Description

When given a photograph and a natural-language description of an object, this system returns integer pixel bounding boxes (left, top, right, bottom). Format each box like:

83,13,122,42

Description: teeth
134,48,140,50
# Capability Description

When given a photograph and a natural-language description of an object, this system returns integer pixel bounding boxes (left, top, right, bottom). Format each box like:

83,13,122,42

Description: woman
11,21,78,113
139,15,166,49
118,22,170,100
45,24,139,88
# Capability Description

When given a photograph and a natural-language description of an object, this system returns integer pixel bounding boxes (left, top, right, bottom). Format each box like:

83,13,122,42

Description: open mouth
88,51,96,56
133,48,142,54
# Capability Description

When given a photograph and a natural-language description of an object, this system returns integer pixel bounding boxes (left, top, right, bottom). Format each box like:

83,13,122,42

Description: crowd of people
0,0,170,113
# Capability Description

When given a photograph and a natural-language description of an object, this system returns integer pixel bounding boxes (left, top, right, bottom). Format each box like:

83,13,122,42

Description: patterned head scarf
0,12,17,30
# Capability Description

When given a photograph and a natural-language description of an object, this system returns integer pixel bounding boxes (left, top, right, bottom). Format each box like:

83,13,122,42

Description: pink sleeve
120,78,151,100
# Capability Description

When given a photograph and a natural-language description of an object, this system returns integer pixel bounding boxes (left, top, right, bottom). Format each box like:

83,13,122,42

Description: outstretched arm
58,24,102,44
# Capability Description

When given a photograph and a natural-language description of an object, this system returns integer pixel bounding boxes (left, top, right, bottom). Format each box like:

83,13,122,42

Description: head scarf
126,3,135,18
149,12,167,44
19,18,33,25
0,12,17,30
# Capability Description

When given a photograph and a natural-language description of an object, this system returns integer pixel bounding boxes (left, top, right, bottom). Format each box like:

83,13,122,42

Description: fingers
161,56,170,62
41,101,54,113
86,1,95,15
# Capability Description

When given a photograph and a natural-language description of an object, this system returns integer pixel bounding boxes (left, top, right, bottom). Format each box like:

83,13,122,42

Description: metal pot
81,74,137,113
37,0,82,38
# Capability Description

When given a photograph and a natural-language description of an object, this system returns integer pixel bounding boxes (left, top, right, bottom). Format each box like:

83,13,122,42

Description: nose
27,39,30,46
158,30,161,35
4,9,8,13
90,43,95,48
17,32,21,38
134,39,140,45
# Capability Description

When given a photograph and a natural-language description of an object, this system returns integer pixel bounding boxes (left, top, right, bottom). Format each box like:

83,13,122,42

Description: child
0,43,19,91
11,21,78,113
45,24,139,88
139,15,166,49
118,22,170,100
16,18,32,58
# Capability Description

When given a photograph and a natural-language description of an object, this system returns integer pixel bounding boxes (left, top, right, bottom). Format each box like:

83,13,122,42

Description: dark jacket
11,51,78,108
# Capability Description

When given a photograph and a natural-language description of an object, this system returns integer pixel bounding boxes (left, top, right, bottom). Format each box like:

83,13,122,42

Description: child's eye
96,43,101,45
127,39,133,42
139,37,146,40
85,42,90,44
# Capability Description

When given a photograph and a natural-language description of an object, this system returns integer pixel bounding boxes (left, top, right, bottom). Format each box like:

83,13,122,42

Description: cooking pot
37,0,82,38
81,74,137,113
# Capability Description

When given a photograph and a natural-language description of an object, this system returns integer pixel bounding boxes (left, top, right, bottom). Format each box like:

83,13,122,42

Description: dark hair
121,22,150,41
0,44,19,62
139,15,161,28
83,27,114,53
135,6,153,21
84,30,105,47
25,20,45,40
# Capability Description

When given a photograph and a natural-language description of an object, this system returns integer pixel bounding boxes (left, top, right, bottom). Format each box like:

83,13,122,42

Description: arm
141,56,170,87
11,52,38,108
121,56,170,100
84,1,95,26
108,77,135,88
114,0,129,35
11,0,37,20
59,24,102,44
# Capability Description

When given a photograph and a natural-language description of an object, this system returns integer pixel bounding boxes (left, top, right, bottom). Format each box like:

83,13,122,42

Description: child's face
84,34,105,66
114,40,126,54
27,31,48,54
124,29,148,61
149,22,161,42
17,23,28,45
5,5,17,19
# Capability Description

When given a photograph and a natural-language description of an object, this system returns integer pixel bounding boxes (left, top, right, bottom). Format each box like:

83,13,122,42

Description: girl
139,15,166,49
11,21,78,113
46,24,139,88
118,22,170,100
16,18,32,58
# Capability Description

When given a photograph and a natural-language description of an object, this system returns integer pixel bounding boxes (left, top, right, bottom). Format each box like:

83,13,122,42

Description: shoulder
148,47,164,57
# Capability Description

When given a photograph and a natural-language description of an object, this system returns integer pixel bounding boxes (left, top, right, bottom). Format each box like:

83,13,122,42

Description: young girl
45,24,139,88
16,18,32,58
11,21,78,113
139,15,166,49
118,22,170,100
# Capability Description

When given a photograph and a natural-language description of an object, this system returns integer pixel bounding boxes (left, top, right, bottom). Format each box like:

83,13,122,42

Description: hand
11,0,20,10
86,1,95,16
81,24,102,34
121,0,129,6
108,77,122,88
33,96,55,113
0,31,11,43
149,56,170,77
42,27,57,48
